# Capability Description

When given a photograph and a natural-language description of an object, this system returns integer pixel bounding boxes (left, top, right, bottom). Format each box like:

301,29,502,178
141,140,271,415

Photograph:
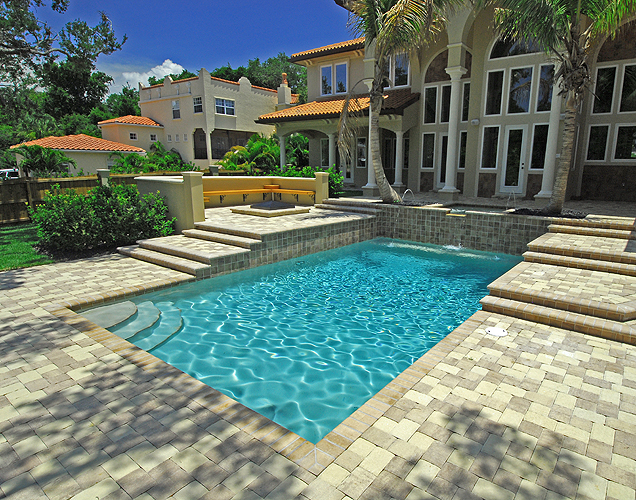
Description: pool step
182,229,262,250
527,232,636,266
138,235,249,264
118,245,212,278
129,301,183,351
193,221,262,241
523,251,636,277
81,301,137,329
549,224,636,240
315,203,380,216
110,301,161,340
479,295,636,345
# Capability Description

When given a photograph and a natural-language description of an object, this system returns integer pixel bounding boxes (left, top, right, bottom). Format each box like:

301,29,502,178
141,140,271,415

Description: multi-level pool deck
1,200,635,500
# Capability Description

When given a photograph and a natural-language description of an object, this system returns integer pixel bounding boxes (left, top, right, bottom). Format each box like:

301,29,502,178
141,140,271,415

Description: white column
535,82,562,201
205,132,213,163
328,133,336,170
439,66,466,195
279,134,286,169
363,111,377,188
393,130,405,187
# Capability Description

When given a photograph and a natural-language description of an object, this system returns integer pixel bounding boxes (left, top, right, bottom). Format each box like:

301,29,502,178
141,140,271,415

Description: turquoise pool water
124,238,521,442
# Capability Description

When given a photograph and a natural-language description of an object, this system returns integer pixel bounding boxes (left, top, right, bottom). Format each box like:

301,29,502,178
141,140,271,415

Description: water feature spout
403,189,415,203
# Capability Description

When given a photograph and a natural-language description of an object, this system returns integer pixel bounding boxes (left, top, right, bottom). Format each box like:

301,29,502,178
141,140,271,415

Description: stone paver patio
1,201,636,500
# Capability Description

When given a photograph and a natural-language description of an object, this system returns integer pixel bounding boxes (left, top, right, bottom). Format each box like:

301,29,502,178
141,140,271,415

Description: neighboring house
99,69,283,170
10,134,145,175
258,6,636,202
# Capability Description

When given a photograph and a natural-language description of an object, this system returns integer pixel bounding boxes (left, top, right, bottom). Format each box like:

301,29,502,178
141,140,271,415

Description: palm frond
337,91,366,168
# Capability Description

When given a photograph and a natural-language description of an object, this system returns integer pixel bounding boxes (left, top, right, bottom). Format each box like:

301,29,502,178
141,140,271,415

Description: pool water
123,238,520,442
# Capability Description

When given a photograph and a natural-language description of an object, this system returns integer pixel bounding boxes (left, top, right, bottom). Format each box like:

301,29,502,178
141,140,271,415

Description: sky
36,0,353,93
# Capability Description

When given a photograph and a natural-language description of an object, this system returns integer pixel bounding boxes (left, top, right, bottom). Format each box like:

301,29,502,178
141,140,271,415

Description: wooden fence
0,171,183,225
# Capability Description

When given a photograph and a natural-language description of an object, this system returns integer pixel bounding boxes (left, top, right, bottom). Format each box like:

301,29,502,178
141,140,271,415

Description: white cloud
121,59,186,89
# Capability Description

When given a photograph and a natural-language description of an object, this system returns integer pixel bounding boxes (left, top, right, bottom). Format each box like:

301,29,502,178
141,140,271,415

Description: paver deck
1,204,636,500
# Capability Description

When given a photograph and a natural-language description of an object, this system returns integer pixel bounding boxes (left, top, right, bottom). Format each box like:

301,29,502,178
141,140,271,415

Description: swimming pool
106,238,520,442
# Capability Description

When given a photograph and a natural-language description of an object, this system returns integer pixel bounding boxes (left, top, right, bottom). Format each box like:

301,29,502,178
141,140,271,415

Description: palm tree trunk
543,92,578,215
369,89,401,203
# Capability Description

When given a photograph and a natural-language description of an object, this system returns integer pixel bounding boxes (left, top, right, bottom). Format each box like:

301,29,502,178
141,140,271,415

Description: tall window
615,126,636,159
587,126,609,161
620,65,636,112
393,53,409,86
193,96,203,113
530,124,549,168
335,63,347,93
481,127,499,168
485,71,504,115
462,83,470,121
508,67,533,113
424,88,437,123
321,66,332,95
356,137,367,168
172,100,180,119
536,65,554,112
215,98,235,115
422,133,435,168
593,67,616,114
320,138,329,167
440,85,451,123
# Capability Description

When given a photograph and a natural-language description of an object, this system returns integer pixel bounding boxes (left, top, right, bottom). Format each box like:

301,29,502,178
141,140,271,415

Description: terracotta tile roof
292,94,300,104
98,115,163,127
290,37,366,63
141,76,277,93
256,88,419,124
10,134,146,153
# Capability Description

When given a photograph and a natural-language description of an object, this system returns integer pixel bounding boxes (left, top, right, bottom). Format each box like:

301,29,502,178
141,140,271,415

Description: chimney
277,72,292,110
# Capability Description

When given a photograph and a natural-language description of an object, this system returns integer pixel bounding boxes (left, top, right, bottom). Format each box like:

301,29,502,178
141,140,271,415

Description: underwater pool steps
129,302,183,351
110,301,161,340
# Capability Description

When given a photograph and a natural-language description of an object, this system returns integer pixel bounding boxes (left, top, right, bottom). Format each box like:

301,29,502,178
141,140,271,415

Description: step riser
193,223,262,241
549,225,636,240
480,296,636,346
487,288,628,322
523,251,636,277
138,241,214,264
315,204,379,215
549,218,635,231
182,229,260,250
118,246,211,278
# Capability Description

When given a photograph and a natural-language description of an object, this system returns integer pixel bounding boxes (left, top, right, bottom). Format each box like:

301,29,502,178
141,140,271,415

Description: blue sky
36,0,353,93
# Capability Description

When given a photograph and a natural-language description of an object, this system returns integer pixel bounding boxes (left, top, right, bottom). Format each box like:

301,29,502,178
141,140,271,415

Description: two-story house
258,5,636,202
99,68,278,170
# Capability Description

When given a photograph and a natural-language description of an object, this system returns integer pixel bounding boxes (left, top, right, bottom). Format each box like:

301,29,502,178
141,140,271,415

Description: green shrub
109,141,197,174
270,165,344,197
30,183,175,253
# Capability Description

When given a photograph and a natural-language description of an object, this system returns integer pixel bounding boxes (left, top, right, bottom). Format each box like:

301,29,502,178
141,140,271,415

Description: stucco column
439,66,466,200
205,131,213,163
535,82,562,205
279,134,286,170
393,130,405,188
328,133,336,171
363,111,377,188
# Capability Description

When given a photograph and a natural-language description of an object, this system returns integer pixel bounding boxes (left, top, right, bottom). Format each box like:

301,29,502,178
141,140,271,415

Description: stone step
314,203,380,215
550,216,636,231
182,229,262,250
130,301,183,351
549,224,636,240
527,232,636,265
479,295,636,346
118,245,211,278
110,301,161,340
81,301,137,329
138,235,248,264
486,260,636,322
321,198,381,209
523,251,636,277
193,221,262,241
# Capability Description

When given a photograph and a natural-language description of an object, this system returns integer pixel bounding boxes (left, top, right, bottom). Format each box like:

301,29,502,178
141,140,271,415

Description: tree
1,1,125,81
39,60,113,118
147,69,196,86
491,0,636,214
339,0,453,203
105,85,140,117
12,144,77,177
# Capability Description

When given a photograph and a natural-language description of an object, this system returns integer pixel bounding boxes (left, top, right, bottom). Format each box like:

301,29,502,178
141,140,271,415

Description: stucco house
10,134,145,175
99,69,285,170
257,5,636,202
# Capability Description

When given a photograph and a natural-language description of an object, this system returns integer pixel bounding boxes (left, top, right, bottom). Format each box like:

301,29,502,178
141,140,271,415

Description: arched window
490,39,541,59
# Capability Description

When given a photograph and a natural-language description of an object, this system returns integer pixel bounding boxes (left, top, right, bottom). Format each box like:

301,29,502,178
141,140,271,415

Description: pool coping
44,250,487,476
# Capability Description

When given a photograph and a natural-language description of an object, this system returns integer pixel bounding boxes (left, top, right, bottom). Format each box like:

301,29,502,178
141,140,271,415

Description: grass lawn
0,223,55,271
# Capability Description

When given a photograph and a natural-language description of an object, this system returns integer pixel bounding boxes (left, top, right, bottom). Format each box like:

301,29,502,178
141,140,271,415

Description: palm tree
12,145,77,177
338,0,453,203
491,0,636,214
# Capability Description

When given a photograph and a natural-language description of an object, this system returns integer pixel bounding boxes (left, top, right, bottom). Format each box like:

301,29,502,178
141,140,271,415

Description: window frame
529,123,550,170
391,53,410,87
421,132,436,170
334,62,348,94
193,96,203,114
612,123,636,161
484,69,505,117
320,65,333,96
506,65,534,115
619,63,636,114
320,138,329,168
423,86,438,124
129,132,138,141
172,99,181,119
480,125,501,170
356,137,367,169
591,65,618,115
167,134,172,142
535,64,555,113
150,133,157,142
586,124,611,162
461,82,471,122
215,98,235,115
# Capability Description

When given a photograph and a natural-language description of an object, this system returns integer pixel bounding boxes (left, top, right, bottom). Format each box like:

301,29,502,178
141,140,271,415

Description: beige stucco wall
100,124,164,152
65,151,141,175
305,50,366,101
